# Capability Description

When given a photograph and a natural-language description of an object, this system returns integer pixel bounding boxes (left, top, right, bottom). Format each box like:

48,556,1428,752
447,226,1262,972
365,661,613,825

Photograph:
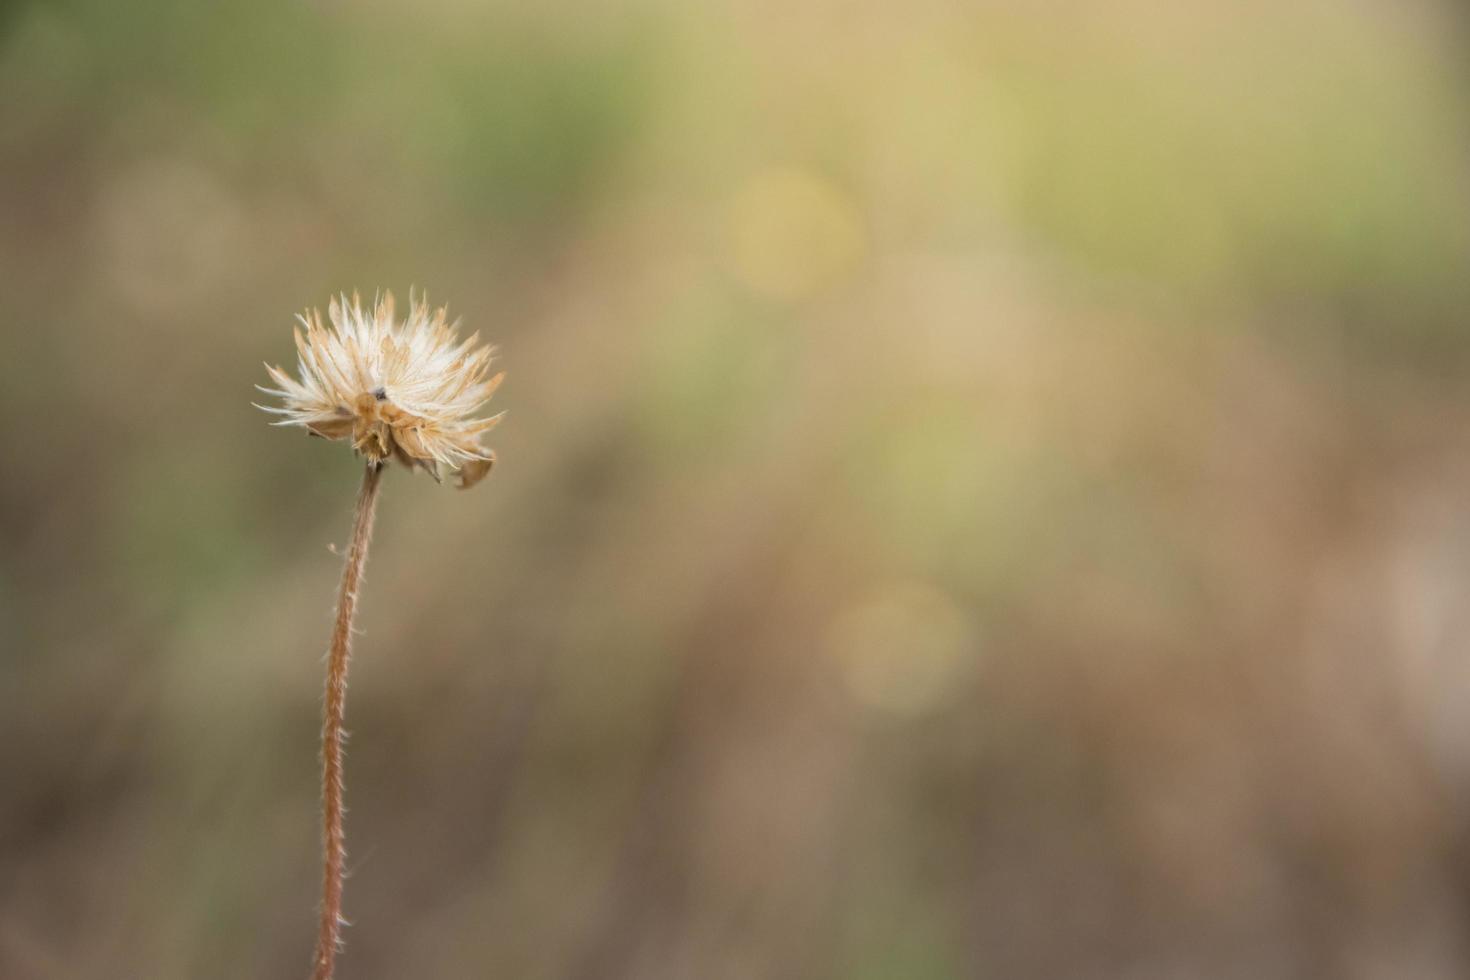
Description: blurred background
3,1,1470,977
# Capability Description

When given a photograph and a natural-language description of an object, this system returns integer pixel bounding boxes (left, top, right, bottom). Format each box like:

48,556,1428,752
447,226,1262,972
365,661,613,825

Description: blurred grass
3,1,1470,978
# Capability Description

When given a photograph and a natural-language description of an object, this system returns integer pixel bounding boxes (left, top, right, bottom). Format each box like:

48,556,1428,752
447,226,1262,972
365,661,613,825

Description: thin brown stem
312,460,384,980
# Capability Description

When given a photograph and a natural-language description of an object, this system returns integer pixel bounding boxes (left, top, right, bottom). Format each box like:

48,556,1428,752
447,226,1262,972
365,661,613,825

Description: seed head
257,291,504,488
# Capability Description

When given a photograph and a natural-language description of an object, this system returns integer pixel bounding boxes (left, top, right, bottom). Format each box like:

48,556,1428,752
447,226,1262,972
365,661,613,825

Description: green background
3,1,1470,977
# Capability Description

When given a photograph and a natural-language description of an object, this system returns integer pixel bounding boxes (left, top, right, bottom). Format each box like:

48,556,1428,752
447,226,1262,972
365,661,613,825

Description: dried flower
257,289,505,980
257,290,504,488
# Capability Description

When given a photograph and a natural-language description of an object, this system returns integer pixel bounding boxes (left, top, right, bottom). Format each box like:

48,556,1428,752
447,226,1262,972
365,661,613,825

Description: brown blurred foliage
3,1,1470,978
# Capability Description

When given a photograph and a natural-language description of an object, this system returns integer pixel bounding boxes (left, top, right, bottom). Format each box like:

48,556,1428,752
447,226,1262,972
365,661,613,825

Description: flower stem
313,460,384,980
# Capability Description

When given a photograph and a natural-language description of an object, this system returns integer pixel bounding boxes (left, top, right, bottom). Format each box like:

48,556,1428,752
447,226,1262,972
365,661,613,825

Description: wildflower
258,289,505,980
257,291,503,488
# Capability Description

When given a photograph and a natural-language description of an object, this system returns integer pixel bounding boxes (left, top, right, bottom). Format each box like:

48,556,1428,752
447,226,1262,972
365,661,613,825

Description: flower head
257,291,503,488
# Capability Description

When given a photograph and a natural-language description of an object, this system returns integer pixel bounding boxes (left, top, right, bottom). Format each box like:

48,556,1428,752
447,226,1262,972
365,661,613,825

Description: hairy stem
313,461,384,980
